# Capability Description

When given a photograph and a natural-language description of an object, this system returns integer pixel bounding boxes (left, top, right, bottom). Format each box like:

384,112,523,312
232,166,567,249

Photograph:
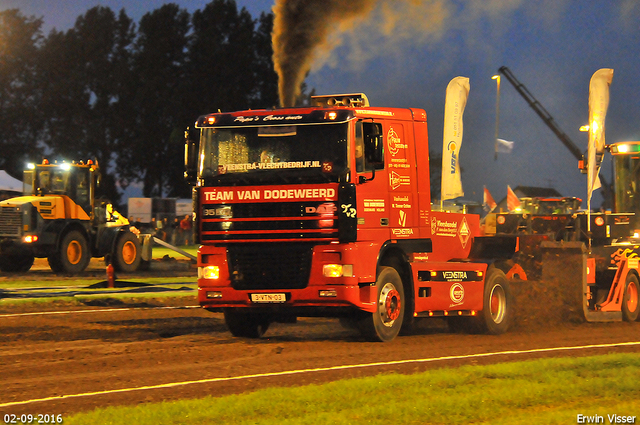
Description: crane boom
498,66,583,161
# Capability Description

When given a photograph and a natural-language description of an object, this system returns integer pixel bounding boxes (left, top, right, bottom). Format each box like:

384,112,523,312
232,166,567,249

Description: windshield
198,123,348,185
614,154,640,215
36,169,70,194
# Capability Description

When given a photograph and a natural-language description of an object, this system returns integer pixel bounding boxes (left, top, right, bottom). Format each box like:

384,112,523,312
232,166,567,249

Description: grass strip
65,353,640,425
0,277,194,289
0,277,196,308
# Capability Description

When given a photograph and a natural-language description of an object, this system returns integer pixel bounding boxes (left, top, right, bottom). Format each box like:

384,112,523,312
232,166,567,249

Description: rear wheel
622,273,639,322
475,267,512,334
51,230,90,275
0,254,34,272
113,232,141,272
223,309,271,338
358,267,405,342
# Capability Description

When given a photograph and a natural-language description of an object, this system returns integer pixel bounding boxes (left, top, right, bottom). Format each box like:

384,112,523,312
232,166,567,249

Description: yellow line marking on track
1,340,639,408
0,306,200,318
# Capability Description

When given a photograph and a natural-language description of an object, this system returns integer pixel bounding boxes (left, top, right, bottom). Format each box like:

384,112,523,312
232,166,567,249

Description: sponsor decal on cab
203,186,337,202
449,282,465,305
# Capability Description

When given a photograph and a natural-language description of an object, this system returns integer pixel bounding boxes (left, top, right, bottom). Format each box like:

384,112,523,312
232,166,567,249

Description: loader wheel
475,267,512,334
53,230,90,275
357,267,405,342
223,309,271,338
47,255,63,274
622,273,639,322
0,254,34,272
113,232,141,272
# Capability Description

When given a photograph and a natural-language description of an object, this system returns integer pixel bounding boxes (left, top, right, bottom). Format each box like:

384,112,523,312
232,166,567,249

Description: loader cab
610,141,640,230
27,161,96,217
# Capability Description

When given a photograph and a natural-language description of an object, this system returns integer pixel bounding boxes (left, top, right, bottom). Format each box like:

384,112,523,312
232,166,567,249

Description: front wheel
0,254,34,272
358,267,405,342
51,230,90,275
113,232,141,272
622,273,639,322
223,309,271,338
475,267,512,334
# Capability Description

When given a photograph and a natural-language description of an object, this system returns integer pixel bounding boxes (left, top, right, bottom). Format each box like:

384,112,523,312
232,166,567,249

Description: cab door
354,120,390,240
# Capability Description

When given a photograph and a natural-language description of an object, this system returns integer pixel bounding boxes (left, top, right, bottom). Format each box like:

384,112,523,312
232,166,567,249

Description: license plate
250,293,286,303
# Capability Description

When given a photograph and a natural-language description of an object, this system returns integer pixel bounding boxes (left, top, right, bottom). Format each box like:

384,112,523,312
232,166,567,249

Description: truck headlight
199,266,220,280
323,264,353,277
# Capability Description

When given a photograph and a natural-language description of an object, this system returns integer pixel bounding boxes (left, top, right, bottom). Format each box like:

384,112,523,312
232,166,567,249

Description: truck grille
227,243,313,290
0,206,22,237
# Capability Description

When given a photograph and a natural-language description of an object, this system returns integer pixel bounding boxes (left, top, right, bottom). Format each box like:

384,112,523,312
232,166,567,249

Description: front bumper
198,283,376,314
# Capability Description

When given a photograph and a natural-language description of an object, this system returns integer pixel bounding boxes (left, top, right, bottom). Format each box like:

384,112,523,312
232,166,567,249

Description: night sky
2,0,639,208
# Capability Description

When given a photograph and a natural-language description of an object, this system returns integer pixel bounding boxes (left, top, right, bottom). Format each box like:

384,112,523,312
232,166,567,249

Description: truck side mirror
184,127,199,184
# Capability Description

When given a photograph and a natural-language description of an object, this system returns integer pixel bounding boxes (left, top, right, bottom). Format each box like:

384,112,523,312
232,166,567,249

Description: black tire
622,273,639,322
0,254,34,272
47,254,63,274
357,267,405,342
53,230,90,275
223,309,271,338
113,232,141,272
475,267,512,334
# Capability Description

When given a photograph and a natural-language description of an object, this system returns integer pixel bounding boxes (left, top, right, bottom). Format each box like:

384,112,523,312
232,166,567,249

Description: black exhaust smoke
272,0,376,107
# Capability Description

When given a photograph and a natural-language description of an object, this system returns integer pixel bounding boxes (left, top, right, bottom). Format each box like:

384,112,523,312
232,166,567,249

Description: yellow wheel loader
0,160,150,274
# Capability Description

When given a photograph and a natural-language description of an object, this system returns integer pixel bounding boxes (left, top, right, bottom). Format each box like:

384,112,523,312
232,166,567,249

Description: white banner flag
441,76,470,201
496,138,514,153
587,68,613,208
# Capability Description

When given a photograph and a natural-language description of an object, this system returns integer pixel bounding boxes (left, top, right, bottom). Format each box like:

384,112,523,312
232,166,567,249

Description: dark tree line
0,0,278,205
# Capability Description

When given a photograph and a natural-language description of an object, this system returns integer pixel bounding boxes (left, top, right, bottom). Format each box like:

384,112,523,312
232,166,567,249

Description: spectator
171,217,180,246
162,217,171,242
180,214,192,245
155,217,166,241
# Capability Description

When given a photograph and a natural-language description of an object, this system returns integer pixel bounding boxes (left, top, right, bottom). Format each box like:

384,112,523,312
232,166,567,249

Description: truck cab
187,94,513,341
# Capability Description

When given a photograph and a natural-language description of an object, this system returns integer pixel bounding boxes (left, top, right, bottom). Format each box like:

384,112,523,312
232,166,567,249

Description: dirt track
1,294,639,418
1,258,639,417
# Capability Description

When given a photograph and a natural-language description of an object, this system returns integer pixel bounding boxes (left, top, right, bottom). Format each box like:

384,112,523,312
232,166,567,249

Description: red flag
483,186,497,212
507,185,521,212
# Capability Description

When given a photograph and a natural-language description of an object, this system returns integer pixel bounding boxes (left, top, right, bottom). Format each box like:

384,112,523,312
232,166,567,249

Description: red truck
184,93,516,341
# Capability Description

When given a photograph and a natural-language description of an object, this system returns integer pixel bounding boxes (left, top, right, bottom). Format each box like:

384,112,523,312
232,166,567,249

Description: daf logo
305,203,337,214
449,283,464,304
